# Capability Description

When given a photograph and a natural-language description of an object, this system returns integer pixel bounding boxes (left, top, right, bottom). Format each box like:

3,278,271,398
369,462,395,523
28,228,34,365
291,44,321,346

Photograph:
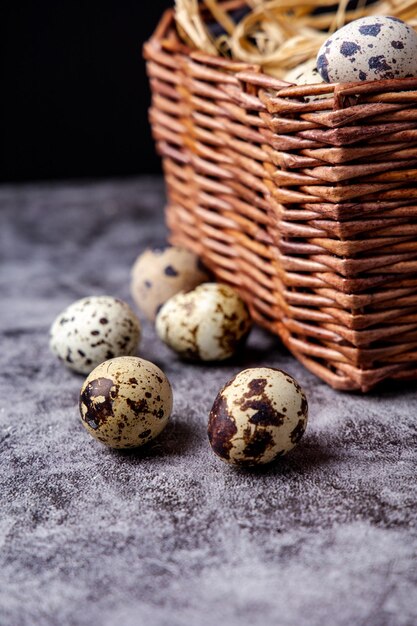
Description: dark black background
1,0,173,182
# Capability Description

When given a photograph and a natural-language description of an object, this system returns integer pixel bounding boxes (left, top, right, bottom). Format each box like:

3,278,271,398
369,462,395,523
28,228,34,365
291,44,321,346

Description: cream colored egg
79,356,173,448
317,16,417,83
49,296,141,374
155,283,252,361
208,368,308,466
131,246,210,321
284,58,322,85
283,59,327,102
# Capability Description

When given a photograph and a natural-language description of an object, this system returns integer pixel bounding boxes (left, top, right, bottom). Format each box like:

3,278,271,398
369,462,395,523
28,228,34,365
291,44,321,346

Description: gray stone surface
0,177,416,626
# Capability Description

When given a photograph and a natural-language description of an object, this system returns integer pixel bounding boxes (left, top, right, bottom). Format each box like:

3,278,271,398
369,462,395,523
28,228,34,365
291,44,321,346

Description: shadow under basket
144,8,417,392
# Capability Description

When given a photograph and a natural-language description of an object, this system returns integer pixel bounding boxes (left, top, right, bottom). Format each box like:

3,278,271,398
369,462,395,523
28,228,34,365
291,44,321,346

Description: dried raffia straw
174,0,417,77
229,1,341,76
174,0,218,54
374,0,417,25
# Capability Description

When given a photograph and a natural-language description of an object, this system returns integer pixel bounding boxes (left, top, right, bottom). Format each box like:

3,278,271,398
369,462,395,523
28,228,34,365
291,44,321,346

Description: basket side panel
145,16,417,392
145,36,280,331
258,80,417,391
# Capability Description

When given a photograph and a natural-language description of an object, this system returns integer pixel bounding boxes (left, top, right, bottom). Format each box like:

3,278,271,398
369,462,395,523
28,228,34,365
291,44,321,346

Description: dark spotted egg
49,296,141,374
208,368,308,466
317,16,417,83
155,283,252,361
131,246,210,321
79,356,172,448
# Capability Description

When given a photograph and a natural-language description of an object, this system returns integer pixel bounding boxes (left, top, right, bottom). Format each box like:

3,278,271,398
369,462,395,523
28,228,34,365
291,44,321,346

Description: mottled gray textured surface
0,178,416,626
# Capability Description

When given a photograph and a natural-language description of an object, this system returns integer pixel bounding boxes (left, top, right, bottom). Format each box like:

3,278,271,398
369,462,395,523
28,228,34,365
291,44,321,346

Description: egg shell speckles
283,59,327,102
79,356,173,449
49,296,141,374
208,368,308,466
284,58,322,85
155,283,252,361
131,246,210,321
317,16,417,84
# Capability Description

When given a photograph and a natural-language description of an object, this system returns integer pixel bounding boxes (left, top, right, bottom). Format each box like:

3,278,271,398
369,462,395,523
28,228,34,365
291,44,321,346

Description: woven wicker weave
144,7,417,392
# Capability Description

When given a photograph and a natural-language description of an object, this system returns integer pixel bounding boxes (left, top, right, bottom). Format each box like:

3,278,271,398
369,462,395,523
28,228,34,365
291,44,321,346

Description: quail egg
50,296,141,374
131,246,210,321
284,58,322,85
317,16,417,83
79,356,173,448
284,58,326,101
155,283,252,361
208,367,308,466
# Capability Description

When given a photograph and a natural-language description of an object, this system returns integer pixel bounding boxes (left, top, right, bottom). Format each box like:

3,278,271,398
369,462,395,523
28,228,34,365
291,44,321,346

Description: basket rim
144,7,417,100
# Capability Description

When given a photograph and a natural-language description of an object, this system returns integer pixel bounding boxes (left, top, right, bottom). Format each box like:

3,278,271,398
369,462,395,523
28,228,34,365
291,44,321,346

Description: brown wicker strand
144,5,417,391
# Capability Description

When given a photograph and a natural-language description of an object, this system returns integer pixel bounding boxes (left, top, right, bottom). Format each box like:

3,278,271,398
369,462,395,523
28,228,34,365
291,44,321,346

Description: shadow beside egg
220,435,336,476
146,325,288,373
105,417,196,462
225,332,290,369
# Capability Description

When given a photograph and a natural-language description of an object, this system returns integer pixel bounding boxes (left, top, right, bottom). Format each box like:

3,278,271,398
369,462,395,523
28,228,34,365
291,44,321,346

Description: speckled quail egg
208,367,308,466
283,59,326,102
49,296,141,374
131,246,210,321
155,283,252,361
284,58,322,85
79,356,173,448
317,16,417,84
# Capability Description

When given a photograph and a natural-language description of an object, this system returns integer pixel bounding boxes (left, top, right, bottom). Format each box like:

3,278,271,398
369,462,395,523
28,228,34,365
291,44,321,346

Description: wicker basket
144,7,417,392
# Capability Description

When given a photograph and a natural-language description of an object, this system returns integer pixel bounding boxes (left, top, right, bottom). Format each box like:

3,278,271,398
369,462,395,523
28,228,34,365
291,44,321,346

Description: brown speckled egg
79,356,173,448
155,283,252,361
131,246,210,321
208,368,308,466
49,296,141,374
